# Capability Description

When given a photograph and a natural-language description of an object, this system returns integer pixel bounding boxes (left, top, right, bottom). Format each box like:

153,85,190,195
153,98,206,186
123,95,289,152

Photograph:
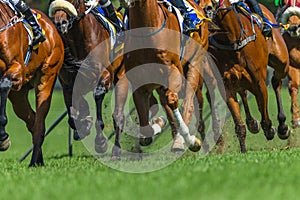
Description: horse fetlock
0,135,10,151
94,134,108,153
277,124,290,140
246,118,260,134
111,145,122,161
292,118,300,129
95,120,105,130
171,133,185,152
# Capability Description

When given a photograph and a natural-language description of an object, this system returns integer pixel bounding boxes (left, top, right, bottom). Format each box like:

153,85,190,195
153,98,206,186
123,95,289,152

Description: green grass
1,86,300,200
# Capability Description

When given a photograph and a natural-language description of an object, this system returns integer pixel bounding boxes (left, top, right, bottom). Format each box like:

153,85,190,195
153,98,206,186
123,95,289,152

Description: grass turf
1,87,300,200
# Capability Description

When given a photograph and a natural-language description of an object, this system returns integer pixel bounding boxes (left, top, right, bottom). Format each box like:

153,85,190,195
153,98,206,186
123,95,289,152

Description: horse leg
0,77,12,151
111,76,128,160
168,68,201,152
253,80,276,140
271,72,290,139
239,90,260,134
226,91,247,153
156,87,184,152
288,67,300,128
133,88,152,157
29,71,57,166
94,82,108,154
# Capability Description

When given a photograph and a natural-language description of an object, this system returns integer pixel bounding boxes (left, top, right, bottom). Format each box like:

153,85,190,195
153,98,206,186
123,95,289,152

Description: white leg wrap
151,124,162,136
173,108,195,146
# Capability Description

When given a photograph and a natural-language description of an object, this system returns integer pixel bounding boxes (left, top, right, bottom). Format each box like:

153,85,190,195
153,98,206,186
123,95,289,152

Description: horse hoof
95,139,108,153
264,126,276,140
171,134,185,152
0,136,10,151
246,119,260,134
73,130,81,141
111,155,121,161
188,137,201,152
278,125,290,140
292,118,300,129
139,137,153,146
111,145,121,161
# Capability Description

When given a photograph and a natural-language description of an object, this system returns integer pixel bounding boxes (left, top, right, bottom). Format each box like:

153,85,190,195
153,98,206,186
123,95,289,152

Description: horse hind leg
111,77,128,160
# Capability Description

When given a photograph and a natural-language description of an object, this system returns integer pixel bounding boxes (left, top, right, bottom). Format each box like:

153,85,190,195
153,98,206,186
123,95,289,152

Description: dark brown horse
125,0,204,153
49,0,128,159
206,0,290,152
280,4,300,128
0,3,64,166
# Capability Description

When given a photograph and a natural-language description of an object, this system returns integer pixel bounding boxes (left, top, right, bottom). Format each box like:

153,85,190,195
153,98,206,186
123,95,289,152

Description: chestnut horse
280,4,300,128
0,3,64,166
49,0,128,159
207,0,290,152
125,0,207,153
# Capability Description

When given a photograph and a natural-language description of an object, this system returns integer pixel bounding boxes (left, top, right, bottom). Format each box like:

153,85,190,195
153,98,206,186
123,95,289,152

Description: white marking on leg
173,108,195,145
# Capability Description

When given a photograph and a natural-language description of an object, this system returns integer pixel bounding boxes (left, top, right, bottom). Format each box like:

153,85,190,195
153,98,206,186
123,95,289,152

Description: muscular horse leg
111,76,128,160
254,80,275,140
226,91,247,153
133,88,152,156
0,77,12,151
168,68,201,152
156,87,184,152
239,90,260,134
28,72,57,166
94,81,108,154
271,72,290,139
288,67,300,128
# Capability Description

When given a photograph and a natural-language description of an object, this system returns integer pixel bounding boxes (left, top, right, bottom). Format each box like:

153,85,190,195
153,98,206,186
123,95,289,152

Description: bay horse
206,0,290,152
280,4,300,128
125,0,205,153
49,0,128,159
0,3,64,166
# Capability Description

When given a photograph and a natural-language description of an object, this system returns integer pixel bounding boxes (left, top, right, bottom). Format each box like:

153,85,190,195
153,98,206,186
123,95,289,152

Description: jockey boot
171,0,198,34
251,4,272,37
100,0,122,33
15,1,46,44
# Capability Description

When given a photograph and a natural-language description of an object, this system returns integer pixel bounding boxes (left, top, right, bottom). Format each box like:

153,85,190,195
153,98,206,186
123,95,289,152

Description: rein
210,2,257,50
65,0,94,31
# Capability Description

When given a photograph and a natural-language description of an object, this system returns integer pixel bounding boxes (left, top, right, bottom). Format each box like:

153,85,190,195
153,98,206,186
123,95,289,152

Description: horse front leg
226,91,247,153
239,90,260,134
271,73,290,139
168,68,201,152
111,76,128,160
94,83,108,154
0,77,12,151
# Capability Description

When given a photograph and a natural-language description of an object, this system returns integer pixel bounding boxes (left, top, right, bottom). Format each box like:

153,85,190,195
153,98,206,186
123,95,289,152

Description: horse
0,2,64,166
49,0,129,160
125,0,207,154
205,0,290,152
280,4,300,128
